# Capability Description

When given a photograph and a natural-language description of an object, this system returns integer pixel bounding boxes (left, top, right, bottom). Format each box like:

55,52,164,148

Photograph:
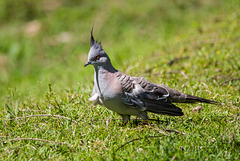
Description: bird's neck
94,62,117,74
93,63,117,97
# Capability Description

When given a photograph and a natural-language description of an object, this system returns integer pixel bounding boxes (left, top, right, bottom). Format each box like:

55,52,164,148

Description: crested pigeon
84,29,220,123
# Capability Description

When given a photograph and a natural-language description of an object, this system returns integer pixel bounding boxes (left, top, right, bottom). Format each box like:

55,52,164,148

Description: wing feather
117,73,184,116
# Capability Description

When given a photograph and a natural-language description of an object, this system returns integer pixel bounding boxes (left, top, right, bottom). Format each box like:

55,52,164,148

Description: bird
84,28,220,124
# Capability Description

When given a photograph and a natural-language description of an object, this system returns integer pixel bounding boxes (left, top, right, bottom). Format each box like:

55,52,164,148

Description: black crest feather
90,26,102,50
90,26,95,47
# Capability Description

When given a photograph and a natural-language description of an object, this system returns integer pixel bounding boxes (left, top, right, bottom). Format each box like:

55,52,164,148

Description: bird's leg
120,114,130,126
139,112,149,125
134,116,139,125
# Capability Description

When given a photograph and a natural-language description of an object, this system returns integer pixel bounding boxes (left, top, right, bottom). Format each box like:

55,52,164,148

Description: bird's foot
120,122,128,126
141,119,149,125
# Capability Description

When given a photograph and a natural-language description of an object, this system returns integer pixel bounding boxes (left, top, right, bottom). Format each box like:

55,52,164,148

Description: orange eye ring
95,55,100,60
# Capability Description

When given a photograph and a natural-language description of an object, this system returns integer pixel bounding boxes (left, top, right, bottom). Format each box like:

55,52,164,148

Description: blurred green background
0,0,237,98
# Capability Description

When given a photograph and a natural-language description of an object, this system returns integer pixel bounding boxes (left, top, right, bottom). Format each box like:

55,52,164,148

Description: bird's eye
95,55,100,60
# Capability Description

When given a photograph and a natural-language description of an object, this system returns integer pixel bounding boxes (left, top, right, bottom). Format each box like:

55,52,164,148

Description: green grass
0,0,240,160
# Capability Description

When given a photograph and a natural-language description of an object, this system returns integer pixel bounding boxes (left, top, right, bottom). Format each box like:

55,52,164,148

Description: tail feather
186,94,221,104
159,85,222,105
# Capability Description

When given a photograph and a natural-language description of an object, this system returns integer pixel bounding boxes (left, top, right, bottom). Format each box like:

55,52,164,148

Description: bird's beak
84,61,91,67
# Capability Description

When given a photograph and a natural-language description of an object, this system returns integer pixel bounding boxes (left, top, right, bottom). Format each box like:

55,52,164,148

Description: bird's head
84,28,110,68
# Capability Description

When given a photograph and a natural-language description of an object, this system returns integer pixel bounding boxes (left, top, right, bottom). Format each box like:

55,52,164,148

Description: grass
0,0,240,160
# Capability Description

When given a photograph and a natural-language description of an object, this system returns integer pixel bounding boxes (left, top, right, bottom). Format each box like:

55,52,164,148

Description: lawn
0,0,239,160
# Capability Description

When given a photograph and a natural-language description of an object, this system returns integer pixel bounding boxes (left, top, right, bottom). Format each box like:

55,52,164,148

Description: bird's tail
185,94,221,104
159,85,222,105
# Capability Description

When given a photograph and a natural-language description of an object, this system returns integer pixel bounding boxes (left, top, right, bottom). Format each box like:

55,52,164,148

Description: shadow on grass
127,118,170,127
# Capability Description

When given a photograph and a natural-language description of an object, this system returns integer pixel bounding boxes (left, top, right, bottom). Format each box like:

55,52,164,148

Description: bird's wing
116,72,183,116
